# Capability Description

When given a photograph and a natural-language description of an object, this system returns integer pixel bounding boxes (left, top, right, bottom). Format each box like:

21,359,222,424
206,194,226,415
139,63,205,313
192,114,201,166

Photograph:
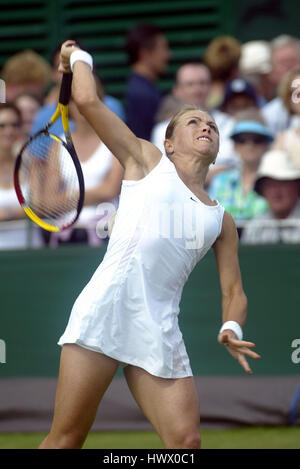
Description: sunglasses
0,122,20,129
233,133,269,145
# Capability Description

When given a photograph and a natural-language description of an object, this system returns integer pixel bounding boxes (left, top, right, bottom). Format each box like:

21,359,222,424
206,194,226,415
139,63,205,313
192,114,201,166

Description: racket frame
14,73,85,232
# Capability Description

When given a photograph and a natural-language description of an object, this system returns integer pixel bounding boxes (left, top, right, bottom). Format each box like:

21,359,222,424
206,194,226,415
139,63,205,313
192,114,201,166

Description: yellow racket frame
20,104,70,232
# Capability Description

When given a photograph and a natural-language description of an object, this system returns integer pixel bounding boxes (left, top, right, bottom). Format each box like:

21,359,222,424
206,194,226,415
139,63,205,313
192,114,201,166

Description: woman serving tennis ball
39,41,261,450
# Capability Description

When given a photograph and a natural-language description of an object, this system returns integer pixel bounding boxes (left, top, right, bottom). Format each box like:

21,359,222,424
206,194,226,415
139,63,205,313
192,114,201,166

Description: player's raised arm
59,40,162,173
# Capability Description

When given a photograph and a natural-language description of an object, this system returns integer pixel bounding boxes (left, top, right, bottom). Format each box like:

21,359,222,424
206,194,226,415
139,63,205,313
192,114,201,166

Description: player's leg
124,365,201,449
39,344,119,449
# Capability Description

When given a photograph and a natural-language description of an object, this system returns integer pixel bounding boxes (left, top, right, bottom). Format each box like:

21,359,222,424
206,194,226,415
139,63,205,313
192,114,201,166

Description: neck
0,147,13,164
171,153,209,189
132,63,157,82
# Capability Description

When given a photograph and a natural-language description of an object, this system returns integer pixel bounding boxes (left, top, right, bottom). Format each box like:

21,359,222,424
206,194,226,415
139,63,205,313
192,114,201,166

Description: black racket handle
59,73,73,105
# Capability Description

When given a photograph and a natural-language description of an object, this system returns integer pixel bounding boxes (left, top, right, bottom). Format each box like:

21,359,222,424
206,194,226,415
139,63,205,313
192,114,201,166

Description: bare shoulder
214,211,238,248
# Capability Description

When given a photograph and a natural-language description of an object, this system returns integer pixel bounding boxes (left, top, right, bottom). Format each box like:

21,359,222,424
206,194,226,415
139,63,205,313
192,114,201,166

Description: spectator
1,50,52,103
48,99,124,247
14,92,41,149
262,35,300,134
124,23,170,140
242,150,300,243
271,66,300,169
239,40,273,104
208,108,273,222
32,47,125,137
220,78,260,116
0,104,42,249
204,35,241,109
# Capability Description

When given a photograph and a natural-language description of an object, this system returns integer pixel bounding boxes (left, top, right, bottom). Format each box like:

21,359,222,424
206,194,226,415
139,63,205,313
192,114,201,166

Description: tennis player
39,41,260,449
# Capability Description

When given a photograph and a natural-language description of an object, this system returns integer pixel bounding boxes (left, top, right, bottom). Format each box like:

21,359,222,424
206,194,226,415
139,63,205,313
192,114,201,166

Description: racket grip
59,73,73,105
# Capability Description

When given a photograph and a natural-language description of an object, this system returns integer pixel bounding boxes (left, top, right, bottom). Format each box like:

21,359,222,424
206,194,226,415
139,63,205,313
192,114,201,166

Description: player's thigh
124,365,200,446
51,344,119,437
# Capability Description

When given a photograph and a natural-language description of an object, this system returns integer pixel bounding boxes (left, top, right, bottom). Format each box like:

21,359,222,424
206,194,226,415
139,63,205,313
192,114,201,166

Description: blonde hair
278,65,300,114
204,36,241,81
2,50,52,87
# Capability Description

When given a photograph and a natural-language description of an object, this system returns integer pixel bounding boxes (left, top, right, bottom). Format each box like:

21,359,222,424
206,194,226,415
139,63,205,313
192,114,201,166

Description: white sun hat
240,40,272,75
254,149,300,194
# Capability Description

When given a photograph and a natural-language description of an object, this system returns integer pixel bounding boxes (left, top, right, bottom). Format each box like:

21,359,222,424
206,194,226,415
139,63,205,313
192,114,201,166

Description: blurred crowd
1,24,300,249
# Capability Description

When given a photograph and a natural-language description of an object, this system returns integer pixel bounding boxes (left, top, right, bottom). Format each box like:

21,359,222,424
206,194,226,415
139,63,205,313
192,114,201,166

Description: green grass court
0,427,299,449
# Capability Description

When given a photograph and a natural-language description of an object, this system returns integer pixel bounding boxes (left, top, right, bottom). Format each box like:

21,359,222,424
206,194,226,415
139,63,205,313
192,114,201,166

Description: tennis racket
14,71,84,232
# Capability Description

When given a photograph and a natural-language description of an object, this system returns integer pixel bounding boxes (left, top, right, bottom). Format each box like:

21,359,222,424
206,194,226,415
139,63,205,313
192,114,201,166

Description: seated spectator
220,78,260,116
239,40,273,104
262,35,300,133
14,92,41,150
242,150,300,243
0,104,42,249
204,35,241,109
206,78,262,186
31,46,124,137
124,23,170,140
1,50,52,103
271,66,300,169
48,99,124,247
208,109,273,222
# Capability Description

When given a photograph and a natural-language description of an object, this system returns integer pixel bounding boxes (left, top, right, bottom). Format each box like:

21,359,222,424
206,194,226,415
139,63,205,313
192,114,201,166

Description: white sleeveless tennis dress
58,154,225,378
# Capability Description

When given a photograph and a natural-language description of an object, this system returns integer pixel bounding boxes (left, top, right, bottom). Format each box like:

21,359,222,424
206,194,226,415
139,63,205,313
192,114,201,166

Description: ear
164,138,174,156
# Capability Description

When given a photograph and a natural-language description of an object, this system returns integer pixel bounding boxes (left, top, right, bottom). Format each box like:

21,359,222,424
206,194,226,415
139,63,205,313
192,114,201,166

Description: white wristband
219,321,243,340
70,50,93,72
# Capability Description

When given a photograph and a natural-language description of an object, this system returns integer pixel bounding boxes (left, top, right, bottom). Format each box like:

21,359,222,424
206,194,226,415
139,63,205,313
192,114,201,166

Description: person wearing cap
220,78,261,116
242,150,300,244
208,109,273,222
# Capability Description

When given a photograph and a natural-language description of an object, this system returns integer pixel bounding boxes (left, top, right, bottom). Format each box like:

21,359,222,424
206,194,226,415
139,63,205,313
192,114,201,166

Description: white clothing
151,110,239,168
241,200,300,244
0,187,43,250
58,154,225,378
60,141,116,224
262,97,300,135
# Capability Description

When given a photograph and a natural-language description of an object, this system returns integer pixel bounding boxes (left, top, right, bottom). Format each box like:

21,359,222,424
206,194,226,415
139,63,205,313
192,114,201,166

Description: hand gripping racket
14,72,85,232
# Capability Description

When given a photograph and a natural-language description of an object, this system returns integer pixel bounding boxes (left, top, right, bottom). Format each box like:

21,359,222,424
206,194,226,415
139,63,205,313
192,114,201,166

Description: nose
200,122,211,133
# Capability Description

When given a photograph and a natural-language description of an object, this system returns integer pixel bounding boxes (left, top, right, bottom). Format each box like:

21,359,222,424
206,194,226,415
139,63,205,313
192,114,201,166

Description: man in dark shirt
125,23,170,141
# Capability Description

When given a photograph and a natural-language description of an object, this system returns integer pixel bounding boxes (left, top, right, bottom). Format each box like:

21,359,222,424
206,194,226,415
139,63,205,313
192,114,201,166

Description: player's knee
183,429,201,449
166,426,201,449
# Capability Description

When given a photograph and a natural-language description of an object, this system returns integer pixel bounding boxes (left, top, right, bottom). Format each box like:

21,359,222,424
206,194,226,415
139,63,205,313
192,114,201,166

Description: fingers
58,40,81,73
237,354,252,375
240,347,261,359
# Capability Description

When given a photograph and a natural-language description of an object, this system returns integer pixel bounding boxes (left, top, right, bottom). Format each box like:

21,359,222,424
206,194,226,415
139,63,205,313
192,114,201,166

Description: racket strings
19,133,81,229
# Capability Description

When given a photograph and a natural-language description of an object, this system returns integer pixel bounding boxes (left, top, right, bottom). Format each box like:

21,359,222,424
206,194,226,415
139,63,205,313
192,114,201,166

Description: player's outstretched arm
213,211,261,374
59,41,161,173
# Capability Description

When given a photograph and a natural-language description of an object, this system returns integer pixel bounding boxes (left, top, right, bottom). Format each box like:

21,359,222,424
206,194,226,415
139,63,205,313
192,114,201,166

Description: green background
0,0,299,99
0,244,299,377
